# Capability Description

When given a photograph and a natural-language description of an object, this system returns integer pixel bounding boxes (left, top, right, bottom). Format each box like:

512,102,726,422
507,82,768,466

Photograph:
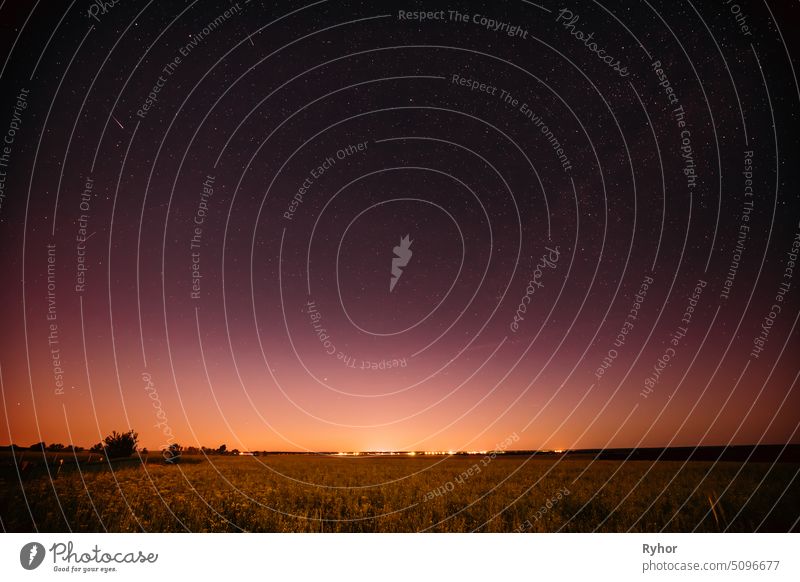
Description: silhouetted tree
103,430,138,458
90,442,104,453
218,444,227,455
29,442,46,452
46,443,65,451
160,442,181,464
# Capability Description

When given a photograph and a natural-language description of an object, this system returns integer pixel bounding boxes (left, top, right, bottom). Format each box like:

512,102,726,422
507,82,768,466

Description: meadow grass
1,454,797,532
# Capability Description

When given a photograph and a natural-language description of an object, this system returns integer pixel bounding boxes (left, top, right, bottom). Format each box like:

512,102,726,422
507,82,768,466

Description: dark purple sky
0,0,798,452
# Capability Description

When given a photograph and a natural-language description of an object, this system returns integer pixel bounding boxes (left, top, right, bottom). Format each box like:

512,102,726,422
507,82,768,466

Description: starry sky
0,0,798,453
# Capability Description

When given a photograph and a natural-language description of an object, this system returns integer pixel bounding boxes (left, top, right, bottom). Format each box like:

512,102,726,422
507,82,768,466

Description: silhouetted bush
103,430,138,459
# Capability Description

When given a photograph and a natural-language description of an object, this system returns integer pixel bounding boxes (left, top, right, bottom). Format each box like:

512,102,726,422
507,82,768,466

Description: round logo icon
20,542,46,570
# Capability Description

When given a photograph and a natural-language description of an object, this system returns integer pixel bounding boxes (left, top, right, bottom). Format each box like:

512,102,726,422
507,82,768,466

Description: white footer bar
1,533,796,581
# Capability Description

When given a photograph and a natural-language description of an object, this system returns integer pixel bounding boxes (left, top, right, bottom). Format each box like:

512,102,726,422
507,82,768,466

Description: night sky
0,0,798,453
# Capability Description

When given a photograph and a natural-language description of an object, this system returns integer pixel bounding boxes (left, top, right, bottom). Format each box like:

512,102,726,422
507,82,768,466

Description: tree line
0,430,243,461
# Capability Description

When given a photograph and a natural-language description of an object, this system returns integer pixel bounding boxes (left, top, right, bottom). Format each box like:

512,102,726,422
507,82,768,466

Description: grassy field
1,453,797,532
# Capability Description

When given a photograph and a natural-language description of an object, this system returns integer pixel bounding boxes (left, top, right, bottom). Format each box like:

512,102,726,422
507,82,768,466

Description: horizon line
4,442,799,455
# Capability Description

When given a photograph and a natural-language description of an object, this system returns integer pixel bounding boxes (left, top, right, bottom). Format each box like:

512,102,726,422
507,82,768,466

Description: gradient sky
0,0,798,452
